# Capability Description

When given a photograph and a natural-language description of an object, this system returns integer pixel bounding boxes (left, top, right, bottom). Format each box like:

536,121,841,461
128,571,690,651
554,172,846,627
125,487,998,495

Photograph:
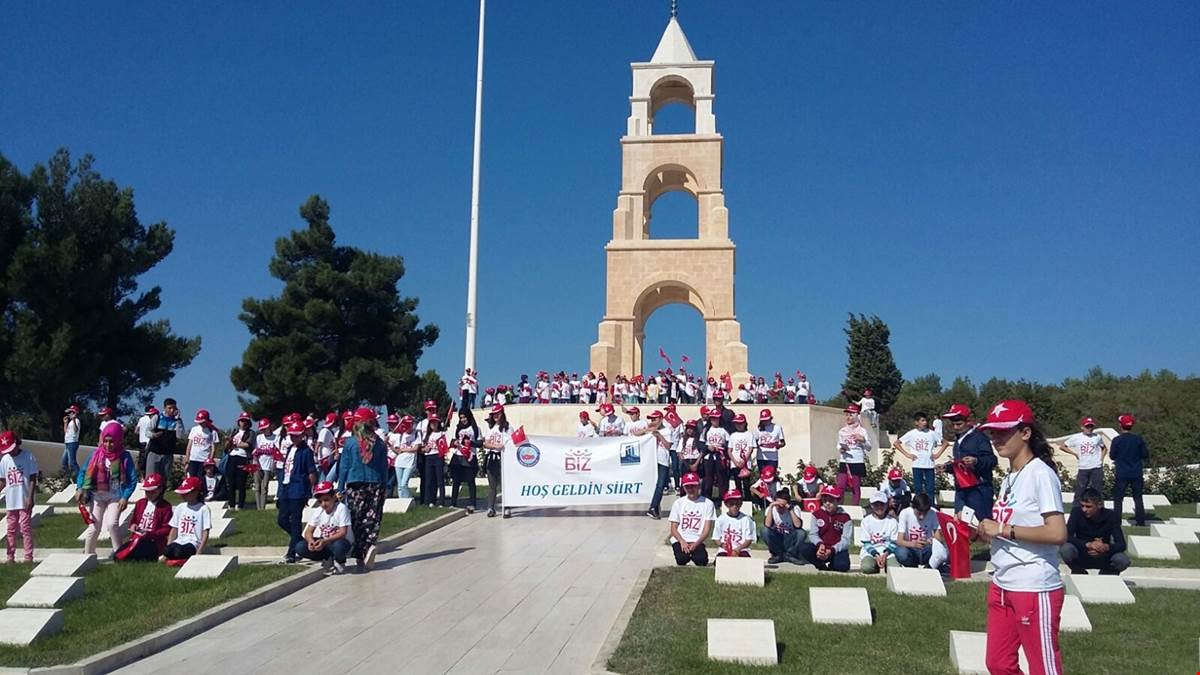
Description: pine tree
842,313,903,414
231,195,440,416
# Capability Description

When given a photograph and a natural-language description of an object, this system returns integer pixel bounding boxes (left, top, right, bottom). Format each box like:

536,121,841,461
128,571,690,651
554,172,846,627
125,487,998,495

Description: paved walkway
116,505,665,675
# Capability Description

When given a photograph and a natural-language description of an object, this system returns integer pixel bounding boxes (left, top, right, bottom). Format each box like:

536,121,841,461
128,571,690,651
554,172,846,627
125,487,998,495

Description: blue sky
3,2,1198,423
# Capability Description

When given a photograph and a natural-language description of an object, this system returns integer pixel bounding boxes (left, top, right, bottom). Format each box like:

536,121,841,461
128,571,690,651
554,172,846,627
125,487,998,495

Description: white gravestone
6,576,84,609
714,556,765,587
809,587,872,625
949,630,1027,674
1058,594,1092,632
176,555,239,580
209,518,236,539
707,618,777,666
1149,524,1198,544
31,553,97,577
1168,517,1200,532
0,608,64,646
47,485,77,505
886,566,946,597
382,498,414,514
1127,535,1179,560
1064,574,1135,604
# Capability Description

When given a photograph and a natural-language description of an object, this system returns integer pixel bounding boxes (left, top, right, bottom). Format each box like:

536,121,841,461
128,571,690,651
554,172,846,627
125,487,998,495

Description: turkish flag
721,372,733,393
665,410,683,427
801,498,821,513
436,436,450,458
681,354,690,364
952,460,981,489
511,426,528,446
936,512,974,579
658,347,672,365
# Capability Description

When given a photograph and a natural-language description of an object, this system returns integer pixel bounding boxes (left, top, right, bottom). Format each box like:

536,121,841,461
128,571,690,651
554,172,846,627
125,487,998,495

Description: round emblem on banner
815,518,825,528
516,443,540,467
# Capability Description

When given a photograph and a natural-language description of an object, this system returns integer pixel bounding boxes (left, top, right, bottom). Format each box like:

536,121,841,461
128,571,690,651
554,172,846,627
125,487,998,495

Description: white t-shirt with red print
135,501,158,534
1064,432,1105,471
704,427,729,453
727,431,756,469
713,512,757,551
169,502,212,548
897,506,939,543
187,425,219,463
311,502,354,545
668,495,717,544
899,429,942,469
755,423,785,463
990,459,1064,592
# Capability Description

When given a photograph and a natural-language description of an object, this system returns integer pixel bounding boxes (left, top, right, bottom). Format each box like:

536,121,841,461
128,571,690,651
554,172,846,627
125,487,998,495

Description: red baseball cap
707,409,721,419
1080,416,1096,427
65,404,80,414
887,468,903,481
286,421,306,435
978,400,1035,430
1118,414,1136,428
759,409,773,421
141,473,165,491
844,403,861,414
626,406,641,416
427,413,441,423
803,466,818,481
820,485,843,500
699,405,711,417
323,412,339,428
175,476,202,495
681,472,701,487
490,404,505,416
353,407,378,425
685,419,698,428
863,388,873,396
712,390,725,400
237,411,252,422
424,400,437,410
722,489,743,502
99,406,114,417
648,410,663,420
760,465,776,480
941,403,971,419
579,411,590,421
0,431,18,454
303,416,315,429
732,413,747,424
598,404,614,415
194,409,211,423
257,417,272,431
313,481,336,496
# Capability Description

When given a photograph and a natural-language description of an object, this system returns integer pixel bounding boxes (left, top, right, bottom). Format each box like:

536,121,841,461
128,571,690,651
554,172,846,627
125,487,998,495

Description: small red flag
801,498,821,513
708,360,714,372
681,354,690,364
511,426,527,445
658,346,672,365
436,436,450,458
665,410,683,427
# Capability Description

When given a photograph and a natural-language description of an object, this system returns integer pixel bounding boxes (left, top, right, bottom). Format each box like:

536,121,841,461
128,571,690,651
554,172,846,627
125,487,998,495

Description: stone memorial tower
589,14,750,381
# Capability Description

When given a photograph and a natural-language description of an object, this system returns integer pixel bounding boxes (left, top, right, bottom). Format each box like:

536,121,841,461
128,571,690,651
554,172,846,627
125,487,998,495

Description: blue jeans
648,464,670,513
62,442,80,473
394,465,414,498
760,527,804,558
292,537,351,564
954,484,994,517
277,498,305,554
669,451,681,490
912,468,935,501
895,544,932,567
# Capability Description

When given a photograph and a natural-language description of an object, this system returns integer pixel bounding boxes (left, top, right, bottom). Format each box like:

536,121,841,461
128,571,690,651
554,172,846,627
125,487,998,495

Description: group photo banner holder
502,435,658,507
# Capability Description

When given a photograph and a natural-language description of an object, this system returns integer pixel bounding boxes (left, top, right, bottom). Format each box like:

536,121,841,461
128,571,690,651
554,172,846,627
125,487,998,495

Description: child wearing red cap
836,405,870,506
761,487,807,565
1057,416,1108,509
727,414,757,501
974,400,1067,675
796,465,825,499
713,490,755,557
185,410,220,479
252,418,279,511
668,472,716,566
224,413,256,511
418,414,448,508
481,405,512,518
797,487,853,572
676,420,701,479
201,459,222,503
1110,414,1149,525
700,411,730,502
754,409,786,475
116,474,173,562
387,415,419,500
298,482,352,575
576,412,598,439
878,468,912,517
164,476,211,563
278,421,318,563
0,431,39,563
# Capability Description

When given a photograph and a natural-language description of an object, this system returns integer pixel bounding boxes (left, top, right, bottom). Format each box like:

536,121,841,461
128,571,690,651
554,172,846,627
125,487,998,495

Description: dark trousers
292,537,351,564
1073,468,1103,507
276,498,305,553
485,455,502,510
187,460,204,478
118,537,162,562
671,541,709,566
798,542,851,571
225,455,248,508
422,455,445,506
449,459,478,508
1059,542,1131,575
648,464,670,513
668,451,681,490
700,455,727,502
955,484,994,517
460,391,476,410
1113,476,1145,525
164,542,197,561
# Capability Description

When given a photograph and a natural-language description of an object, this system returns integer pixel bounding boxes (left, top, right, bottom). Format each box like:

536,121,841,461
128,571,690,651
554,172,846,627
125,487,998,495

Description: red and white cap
142,473,165,491
863,388,873,396
760,464,776,480
203,457,217,467
759,409,773,421
65,404,80,414
313,481,336,496
194,409,211,423
722,489,743,502
803,466,818,481
1080,416,1096,427
323,412,339,428
598,403,614,415
887,468,903,481
681,472,701,487
732,413,747,424
626,406,641,416
685,419,698,428
977,400,1035,430
99,406,114,417
284,412,301,424
712,390,725,400
648,410,663,420
843,403,861,414
175,476,202,495
237,411,252,422
387,413,400,425
1118,414,1136,428
353,407,378,425
303,416,316,429
341,410,354,423
424,400,437,411
0,431,18,454
941,403,972,419
286,421,306,435
490,404,505,416
257,417,272,431
819,485,843,500
707,408,722,419
427,413,441,423
699,405,711,418
579,411,590,421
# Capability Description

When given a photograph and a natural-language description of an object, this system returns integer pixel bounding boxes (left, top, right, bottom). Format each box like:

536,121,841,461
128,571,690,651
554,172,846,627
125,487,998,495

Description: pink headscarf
82,421,127,491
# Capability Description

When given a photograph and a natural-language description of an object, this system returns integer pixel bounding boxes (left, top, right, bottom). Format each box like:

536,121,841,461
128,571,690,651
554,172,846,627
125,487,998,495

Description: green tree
881,373,943,433
0,155,34,416
1,149,200,437
404,370,453,419
841,313,903,413
231,195,439,416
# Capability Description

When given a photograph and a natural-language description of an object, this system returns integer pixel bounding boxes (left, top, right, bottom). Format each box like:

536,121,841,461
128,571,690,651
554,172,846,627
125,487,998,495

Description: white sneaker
364,545,378,570
332,560,345,575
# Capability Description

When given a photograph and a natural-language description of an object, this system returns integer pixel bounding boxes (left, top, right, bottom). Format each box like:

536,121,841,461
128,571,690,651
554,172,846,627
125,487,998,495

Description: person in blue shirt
938,403,996,517
1110,414,1150,526
277,421,317,563
337,407,389,572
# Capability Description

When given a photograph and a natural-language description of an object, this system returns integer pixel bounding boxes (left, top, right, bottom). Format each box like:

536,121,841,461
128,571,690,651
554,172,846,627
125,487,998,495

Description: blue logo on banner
516,443,541,467
619,442,641,465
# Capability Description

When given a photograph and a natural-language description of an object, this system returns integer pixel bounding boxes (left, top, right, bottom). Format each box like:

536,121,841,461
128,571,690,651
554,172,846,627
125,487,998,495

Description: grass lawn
26,501,454,550
0,562,296,668
609,567,1200,674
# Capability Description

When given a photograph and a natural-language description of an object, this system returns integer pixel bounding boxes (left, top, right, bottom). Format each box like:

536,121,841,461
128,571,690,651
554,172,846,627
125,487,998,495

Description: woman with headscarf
224,412,256,511
449,409,481,513
337,407,389,571
76,421,138,555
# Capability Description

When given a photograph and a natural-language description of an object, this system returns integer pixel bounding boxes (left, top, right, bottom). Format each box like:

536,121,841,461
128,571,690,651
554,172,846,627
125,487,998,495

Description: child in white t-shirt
669,473,717,566
185,410,220,478
164,477,211,563
0,432,39,563
859,493,898,574
713,490,756,557
298,481,353,574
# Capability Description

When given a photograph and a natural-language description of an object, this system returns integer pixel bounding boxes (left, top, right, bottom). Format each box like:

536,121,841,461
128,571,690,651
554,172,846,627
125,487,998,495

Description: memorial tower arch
590,15,749,380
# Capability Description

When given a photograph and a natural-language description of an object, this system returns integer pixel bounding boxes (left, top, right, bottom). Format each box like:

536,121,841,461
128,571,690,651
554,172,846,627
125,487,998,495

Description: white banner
501,434,658,507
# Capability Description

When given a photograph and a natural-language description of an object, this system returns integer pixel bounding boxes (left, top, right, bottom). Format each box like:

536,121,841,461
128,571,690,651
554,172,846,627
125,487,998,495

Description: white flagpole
464,0,486,373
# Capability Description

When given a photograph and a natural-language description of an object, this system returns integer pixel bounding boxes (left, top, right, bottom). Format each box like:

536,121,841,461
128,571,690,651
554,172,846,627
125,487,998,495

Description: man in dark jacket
712,392,735,433
939,403,996,517
1110,414,1150,526
1059,488,1130,574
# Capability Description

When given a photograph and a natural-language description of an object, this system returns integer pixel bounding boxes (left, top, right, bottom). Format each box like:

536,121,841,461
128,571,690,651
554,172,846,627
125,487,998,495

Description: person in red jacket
797,486,854,571
115,473,174,562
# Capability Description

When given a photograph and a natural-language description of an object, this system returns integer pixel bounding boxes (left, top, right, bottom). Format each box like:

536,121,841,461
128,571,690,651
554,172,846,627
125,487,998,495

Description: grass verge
0,562,297,668
609,567,1200,674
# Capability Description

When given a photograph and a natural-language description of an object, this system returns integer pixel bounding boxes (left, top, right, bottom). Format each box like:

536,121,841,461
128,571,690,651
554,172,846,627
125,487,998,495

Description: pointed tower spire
651,15,697,63
670,0,678,18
